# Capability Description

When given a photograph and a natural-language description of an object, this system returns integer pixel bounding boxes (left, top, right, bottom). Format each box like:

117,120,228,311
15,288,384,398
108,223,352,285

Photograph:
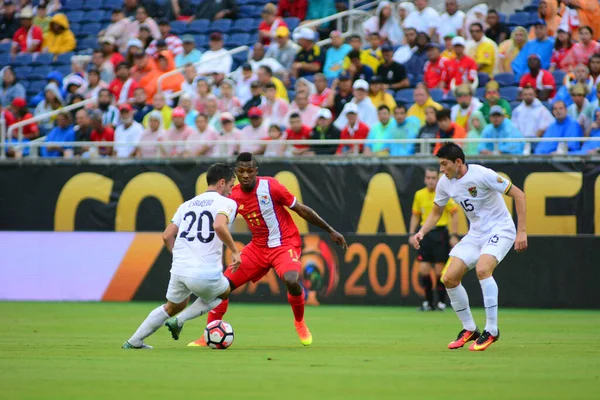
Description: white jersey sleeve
171,205,183,226
434,176,451,207
216,198,237,224
481,167,513,195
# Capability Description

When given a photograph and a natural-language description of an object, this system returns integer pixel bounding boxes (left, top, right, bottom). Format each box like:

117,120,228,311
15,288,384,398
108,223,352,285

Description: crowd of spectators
1,0,600,158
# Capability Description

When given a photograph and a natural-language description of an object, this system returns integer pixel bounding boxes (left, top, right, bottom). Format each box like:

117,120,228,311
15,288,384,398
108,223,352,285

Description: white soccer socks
447,284,477,332
128,305,170,347
479,277,499,336
176,298,223,326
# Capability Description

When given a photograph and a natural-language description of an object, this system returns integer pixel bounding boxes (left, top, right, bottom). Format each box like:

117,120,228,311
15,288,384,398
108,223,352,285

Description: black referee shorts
417,226,450,264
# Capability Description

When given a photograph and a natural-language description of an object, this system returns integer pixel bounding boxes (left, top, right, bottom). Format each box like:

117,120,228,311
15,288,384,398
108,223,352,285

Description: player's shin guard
479,277,499,336
287,290,305,322
446,284,477,331
419,274,434,306
207,298,229,324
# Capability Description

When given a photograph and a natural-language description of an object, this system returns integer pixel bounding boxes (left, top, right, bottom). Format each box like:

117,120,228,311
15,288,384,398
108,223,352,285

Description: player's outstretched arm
213,214,242,271
290,202,348,249
413,204,444,250
507,185,528,252
162,223,179,253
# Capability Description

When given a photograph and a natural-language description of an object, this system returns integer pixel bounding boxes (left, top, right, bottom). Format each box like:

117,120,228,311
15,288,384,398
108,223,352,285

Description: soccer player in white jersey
123,163,241,349
413,143,528,351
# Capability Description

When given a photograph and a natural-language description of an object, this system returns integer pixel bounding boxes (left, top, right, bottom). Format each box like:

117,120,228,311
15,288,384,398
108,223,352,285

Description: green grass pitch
0,302,599,400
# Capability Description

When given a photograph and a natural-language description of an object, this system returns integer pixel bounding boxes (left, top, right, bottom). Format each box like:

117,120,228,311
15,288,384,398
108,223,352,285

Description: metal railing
156,46,249,93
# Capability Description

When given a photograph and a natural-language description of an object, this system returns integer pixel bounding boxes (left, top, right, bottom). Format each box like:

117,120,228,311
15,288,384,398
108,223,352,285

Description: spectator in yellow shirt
407,83,444,126
42,13,76,55
368,76,396,110
441,33,457,60
342,34,383,73
257,65,289,102
465,22,498,76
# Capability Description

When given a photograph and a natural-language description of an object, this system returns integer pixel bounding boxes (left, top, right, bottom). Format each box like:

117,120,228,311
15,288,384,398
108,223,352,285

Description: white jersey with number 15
170,192,237,280
434,164,515,236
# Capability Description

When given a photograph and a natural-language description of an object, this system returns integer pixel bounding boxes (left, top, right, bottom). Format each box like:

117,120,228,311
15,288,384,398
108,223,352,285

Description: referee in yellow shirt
409,167,459,311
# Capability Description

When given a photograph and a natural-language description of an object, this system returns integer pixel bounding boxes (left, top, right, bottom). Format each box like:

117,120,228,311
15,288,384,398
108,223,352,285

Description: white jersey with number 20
434,164,515,236
170,192,237,280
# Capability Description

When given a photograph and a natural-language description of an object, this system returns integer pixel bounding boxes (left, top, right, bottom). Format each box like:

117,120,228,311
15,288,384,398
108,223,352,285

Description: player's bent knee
419,262,433,275
218,286,231,300
475,254,497,280
164,300,187,316
282,271,300,285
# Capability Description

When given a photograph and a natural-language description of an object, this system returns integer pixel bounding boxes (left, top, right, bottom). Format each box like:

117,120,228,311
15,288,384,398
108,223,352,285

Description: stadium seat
494,73,517,87
395,88,414,104
186,19,209,34
70,23,81,36
287,90,295,101
80,23,102,37
0,53,10,67
101,0,122,10
429,88,445,102
56,52,75,65
81,2,98,11
226,33,251,48
233,50,249,65
524,5,538,13
510,100,521,109
284,17,300,32
14,66,32,80
498,12,507,23
61,0,84,12
500,86,520,101
32,53,54,66
56,65,72,77
12,53,33,66
0,42,12,53
475,87,486,100
477,72,490,88
170,21,187,35
552,70,566,85
239,5,255,18
231,18,255,33
78,37,99,51
20,80,30,92
508,12,529,27
29,66,52,80
65,11,84,24
28,80,47,96
194,35,208,48
248,0,270,5
208,19,233,33
82,11,105,24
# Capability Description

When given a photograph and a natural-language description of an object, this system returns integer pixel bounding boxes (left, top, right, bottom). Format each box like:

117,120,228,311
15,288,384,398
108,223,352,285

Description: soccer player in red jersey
188,152,348,347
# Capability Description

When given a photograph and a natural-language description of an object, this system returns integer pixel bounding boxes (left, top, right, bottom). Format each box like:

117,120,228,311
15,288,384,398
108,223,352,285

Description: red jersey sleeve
269,178,297,208
541,71,556,89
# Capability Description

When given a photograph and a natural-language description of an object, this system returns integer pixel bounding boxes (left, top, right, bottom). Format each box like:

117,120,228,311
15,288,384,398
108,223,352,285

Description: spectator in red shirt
145,19,183,56
445,36,478,89
309,73,331,107
285,112,312,155
423,43,450,89
10,97,38,139
10,6,42,55
277,0,307,20
100,36,125,69
337,102,369,154
108,62,139,104
258,2,287,45
519,53,556,101
90,111,115,157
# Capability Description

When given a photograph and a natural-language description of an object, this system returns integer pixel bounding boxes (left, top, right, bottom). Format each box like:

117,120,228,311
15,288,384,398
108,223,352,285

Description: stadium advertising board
1,232,598,308
0,161,599,235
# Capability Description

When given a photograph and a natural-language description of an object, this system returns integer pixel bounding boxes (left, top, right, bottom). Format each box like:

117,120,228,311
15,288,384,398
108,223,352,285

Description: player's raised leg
444,256,480,349
469,255,501,351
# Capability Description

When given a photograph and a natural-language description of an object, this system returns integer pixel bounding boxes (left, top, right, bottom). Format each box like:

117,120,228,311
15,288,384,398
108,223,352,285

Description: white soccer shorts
166,274,229,304
449,229,516,270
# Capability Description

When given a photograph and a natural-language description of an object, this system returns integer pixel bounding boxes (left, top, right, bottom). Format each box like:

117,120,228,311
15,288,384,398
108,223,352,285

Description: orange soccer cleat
448,328,480,350
469,330,500,352
187,336,207,347
294,319,313,346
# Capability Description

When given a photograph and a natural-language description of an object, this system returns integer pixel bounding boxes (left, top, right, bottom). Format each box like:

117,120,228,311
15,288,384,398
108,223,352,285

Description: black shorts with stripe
417,226,450,264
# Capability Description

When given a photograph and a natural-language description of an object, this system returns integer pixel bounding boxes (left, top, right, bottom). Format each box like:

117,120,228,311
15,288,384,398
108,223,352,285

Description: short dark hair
580,25,593,36
394,104,407,112
236,152,258,167
436,142,465,163
206,163,235,186
259,65,273,76
88,69,100,77
264,82,276,90
378,105,390,113
488,9,498,15
93,48,103,55
436,108,452,121
268,124,281,132
98,88,112,98
425,166,438,174
289,112,301,120
369,32,380,37
349,34,361,41
470,22,483,31
348,49,361,60
116,62,129,71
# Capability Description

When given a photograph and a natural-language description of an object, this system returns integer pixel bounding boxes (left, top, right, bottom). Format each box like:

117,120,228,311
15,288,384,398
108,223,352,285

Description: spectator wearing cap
465,22,498,77
285,91,320,129
191,0,238,21
436,0,465,42
363,105,395,156
368,76,396,111
528,0,560,40
292,27,324,78
407,83,443,126
324,72,353,118
478,105,524,155
100,36,126,69
217,79,242,117
0,66,25,108
277,0,307,20
480,80,511,123
433,108,466,154
334,79,378,130
258,3,287,46
260,81,289,127
125,38,145,66
131,52,160,99
136,110,164,158
238,80,264,121
309,73,331,107
143,92,172,129
307,108,340,155
197,32,233,76
146,19,183,57
42,12,76,54
41,111,75,158
74,109,93,156
498,26,528,74
519,53,556,101
285,112,311,155
10,97,38,140
0,0,20,43
10,6,42,55
33,1,51,33
109,62,139,104
403,0,439,39
345,49,374,83
175,35,202,68
536,100,583,154
98,8,132,53
34,82,64,133
445,36,478,89
390,104,421,156
512,85,555,150
423,43,451,90
512,19,555,80
132,86,152,123
567,82,593,133
239,107,269,155
323,30,352,80
114,103,144,158
265,26,300,72
336,102,369,155
485,9,510,45
184,113,219,157
89,109,115,157
441,33,457,60
132,7,160,40
450,83,482,132
215,112,243,156
377,45,409,90
159,107,193,157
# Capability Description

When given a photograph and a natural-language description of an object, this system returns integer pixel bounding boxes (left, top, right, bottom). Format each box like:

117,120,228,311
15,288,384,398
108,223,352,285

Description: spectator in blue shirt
323,30,352,80
405,32,430,79
535,101,583,154
175,35,202,68
478,105,524,155
41,111,76,158
577,107,600,155
511,19,554,80
389,104,420,156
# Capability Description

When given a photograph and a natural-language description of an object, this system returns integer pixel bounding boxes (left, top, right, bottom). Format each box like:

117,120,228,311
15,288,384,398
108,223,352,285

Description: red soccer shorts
224,241,302,288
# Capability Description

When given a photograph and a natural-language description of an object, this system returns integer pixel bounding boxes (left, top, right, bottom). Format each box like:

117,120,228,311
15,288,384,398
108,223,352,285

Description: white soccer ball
204,320,234,349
